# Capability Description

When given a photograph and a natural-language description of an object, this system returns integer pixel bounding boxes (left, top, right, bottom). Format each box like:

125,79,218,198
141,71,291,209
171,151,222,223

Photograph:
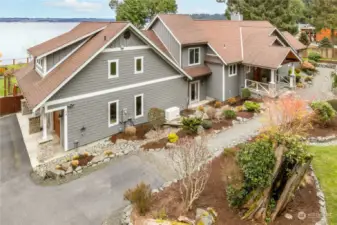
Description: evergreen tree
310,0,337,45
109,0,177,28
319,37,333,48
299,32,310,46
226,0,301,34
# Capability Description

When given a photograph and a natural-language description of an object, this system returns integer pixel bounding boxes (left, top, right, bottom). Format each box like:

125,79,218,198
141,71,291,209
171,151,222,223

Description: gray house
16,14,305,151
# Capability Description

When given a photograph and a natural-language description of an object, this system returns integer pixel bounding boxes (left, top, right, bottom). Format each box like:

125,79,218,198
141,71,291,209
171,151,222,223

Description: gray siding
182,46,206,68
152,19,180,64
206,47,216,55
49,79,188,150
50,48,180,100
225,64,241,99
109,30,146,48
206,63,223,100
46,40,85,71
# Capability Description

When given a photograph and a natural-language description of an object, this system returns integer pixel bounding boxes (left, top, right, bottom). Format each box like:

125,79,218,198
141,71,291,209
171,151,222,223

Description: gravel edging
311,167,329,225
306,135,337,144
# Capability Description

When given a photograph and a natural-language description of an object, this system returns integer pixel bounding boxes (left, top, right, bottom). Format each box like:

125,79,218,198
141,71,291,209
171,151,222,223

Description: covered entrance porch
243,49,301,98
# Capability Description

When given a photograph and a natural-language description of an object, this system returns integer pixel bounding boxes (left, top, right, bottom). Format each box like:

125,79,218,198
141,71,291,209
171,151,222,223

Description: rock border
306,135,337,144
311,167,329,225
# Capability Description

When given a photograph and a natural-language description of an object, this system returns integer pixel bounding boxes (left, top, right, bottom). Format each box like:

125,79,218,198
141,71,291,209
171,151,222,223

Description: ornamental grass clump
182,117,203,134
124,182,152,216
244,101,260,112
223,109,237,119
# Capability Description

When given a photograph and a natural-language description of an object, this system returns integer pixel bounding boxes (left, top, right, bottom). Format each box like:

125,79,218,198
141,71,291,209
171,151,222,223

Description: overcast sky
2,0,226,18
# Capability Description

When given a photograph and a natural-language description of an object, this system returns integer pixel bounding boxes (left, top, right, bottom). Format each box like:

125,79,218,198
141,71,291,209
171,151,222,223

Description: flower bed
110,123,153,143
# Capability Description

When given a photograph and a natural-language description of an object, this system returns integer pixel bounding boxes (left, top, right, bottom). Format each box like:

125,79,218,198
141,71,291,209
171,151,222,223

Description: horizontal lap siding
50,48,179,100
206,63,223,100
46,40,85,71
152,19,180,64
225,65,241,99
52,78,188,149
182,46,206,68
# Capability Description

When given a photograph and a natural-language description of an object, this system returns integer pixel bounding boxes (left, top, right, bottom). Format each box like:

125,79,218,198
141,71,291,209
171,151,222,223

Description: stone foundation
29,115,41,134
21,99,32,115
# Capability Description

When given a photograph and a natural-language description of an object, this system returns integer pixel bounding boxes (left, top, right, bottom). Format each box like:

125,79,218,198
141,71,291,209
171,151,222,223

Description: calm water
0,22,78,64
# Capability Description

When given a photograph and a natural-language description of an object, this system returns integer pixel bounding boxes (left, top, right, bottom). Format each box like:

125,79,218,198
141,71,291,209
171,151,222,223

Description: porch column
42,107,48,140
290,63,296,89
269,70,277,97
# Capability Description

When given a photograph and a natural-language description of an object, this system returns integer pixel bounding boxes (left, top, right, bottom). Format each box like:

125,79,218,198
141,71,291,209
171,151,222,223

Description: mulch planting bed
237,111,254,119
307,117,337,137
145,154,320,225
110,123,153,143
180,109,196,117
78,155,94,167
207,97,263,108
212,119,233,130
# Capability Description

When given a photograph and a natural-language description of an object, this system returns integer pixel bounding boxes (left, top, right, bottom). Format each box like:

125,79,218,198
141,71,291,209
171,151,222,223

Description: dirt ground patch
237,111,254,119
212,119,233,130
111,123,153,143
140,155,320,225
307,117,337,137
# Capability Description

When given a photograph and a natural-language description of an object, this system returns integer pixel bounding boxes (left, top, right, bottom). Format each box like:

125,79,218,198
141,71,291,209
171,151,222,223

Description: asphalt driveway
0,115,171,225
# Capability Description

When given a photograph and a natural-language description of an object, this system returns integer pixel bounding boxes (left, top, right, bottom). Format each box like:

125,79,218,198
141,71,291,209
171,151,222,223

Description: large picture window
108,59,119,78
108,100,119,127
134,94,144,118
188,47,201,66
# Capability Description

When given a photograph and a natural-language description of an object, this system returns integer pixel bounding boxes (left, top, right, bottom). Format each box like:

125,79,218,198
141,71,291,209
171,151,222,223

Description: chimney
231,12,243,21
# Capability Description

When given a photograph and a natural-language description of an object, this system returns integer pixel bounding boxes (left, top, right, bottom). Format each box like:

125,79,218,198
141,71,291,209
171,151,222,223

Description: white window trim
108,59,119,79
189,80,200,104
229,64,238,77
108,100,119,127
188,47,201,66
134,56,144,74
134,94,144,119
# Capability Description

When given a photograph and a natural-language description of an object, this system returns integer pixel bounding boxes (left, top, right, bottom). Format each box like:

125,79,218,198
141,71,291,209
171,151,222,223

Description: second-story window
108,59,119,79
188,47,201,66
134,56,144,74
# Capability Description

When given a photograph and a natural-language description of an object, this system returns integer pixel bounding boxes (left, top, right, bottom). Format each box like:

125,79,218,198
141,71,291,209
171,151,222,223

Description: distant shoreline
0,18,115,23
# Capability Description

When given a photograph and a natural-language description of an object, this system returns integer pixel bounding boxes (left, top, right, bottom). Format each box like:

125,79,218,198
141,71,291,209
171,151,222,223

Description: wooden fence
0,95,23,116
301,47,337,59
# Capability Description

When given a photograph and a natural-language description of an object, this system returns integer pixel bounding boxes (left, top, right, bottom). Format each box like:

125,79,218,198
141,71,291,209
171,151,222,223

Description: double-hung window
134,56,144,74
108,100,119,127
229,64,237,77
188,47,201,66
108,59,119,78
134,94,144,118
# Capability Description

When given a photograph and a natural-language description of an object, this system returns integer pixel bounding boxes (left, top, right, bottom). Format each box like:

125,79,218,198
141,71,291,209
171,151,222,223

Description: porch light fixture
80,126,86,136
58,112,63,118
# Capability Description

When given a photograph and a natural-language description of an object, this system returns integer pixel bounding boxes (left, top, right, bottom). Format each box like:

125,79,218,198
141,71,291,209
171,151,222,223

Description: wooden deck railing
245,79,270,95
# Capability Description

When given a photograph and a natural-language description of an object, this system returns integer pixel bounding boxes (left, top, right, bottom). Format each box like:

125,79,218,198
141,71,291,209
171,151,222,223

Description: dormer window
188,47,201,66
35,57,46,76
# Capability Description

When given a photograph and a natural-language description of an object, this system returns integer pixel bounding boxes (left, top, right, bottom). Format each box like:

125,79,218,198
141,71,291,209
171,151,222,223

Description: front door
189,80,200,104
53,111,61,138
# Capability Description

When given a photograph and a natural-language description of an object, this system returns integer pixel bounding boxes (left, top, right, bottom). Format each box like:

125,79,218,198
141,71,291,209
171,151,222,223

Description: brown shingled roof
183,65,212,78
282,31,307,50
28,22,109,57
142,30,172,59
16,22,128,109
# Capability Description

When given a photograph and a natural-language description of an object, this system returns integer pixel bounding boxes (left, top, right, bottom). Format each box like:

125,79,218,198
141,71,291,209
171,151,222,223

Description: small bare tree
168,137,211,211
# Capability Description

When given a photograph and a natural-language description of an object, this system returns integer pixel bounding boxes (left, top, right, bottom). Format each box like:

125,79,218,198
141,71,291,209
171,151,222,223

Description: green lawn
0,77,17,96
309,145,337,225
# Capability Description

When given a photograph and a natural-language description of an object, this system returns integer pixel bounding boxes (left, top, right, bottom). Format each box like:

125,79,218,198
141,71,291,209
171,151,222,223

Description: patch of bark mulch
212,119,233,130
146,155,320,225
78,155,94,167
237,111,254,119
307,117,337,137
110,123,153,143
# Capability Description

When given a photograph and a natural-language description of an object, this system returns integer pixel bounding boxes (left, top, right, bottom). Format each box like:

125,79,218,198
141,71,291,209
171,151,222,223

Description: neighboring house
15,14,305,151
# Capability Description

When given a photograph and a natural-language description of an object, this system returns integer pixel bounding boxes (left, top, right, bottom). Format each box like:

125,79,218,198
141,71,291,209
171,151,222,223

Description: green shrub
124,182,152,216
224,110,237,119
244,101,260,112
237,140,276,189
308,51,321,62
328,99,337,111
241,88,251,99
181,117,203,134
226,185,249,207
310,101,336,125
202,119,213,129
308,59,318,67
331,71,337,88
168,132,179,143
304,76,313,82
148,108,165,129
